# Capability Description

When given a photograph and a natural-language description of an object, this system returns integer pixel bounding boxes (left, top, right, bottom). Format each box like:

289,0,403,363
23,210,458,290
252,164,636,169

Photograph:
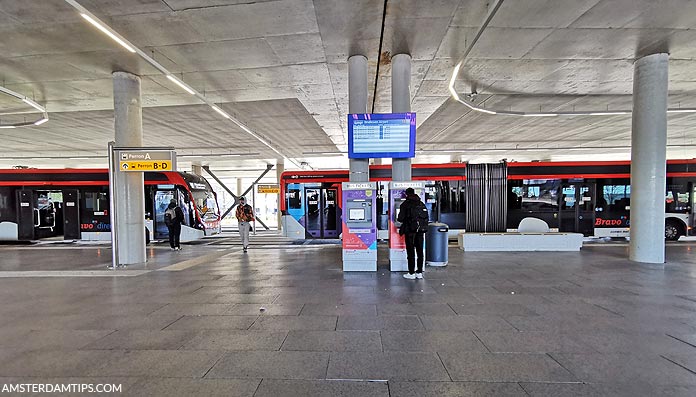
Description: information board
348,113,416,159
117,149,176,172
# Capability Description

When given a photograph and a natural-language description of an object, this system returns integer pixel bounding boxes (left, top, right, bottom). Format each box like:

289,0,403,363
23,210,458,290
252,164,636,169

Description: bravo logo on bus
595,217,629,227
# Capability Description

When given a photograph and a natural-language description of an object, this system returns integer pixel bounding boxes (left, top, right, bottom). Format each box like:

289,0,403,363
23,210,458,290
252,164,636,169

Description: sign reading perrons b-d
117,149,177,172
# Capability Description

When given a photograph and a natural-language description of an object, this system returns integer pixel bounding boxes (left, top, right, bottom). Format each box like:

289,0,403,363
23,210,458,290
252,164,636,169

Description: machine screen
349,208,366,221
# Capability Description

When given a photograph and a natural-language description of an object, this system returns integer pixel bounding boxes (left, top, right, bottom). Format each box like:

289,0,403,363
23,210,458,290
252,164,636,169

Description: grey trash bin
426,222,448,267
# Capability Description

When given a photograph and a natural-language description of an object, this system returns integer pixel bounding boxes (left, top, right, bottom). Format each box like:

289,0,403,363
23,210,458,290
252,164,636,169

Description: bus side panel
284,183,307,238
0,187,18,241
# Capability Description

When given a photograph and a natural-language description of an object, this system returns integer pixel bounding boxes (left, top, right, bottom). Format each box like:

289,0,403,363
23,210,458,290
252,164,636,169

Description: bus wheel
665,220,682,241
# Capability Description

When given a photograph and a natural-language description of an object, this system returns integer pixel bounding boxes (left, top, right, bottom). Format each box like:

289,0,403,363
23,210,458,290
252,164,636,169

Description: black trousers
167,224,181,248
405,232,424,274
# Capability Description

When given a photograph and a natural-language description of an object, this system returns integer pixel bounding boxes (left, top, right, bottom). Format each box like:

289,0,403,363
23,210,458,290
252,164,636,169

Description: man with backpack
235,196,255,253
397,187,429,279
164,198,184,251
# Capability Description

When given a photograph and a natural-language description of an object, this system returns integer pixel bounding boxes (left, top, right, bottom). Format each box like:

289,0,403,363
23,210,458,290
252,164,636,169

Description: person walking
164,198,184,251
235,196,255,253
397,188,429,279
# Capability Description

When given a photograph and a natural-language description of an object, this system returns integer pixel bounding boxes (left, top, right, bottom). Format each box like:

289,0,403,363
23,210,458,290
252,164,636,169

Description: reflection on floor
1,243,696,396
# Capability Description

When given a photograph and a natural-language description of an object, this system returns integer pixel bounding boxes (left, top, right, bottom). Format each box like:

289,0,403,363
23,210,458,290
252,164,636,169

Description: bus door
559,183,595,235
304,187,339,238
323,188,339,238
16,190,35,240
62,190,80,240
154,189,176,239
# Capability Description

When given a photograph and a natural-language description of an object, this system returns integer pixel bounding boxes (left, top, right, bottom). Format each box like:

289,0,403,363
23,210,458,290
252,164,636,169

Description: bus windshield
191,190,219,220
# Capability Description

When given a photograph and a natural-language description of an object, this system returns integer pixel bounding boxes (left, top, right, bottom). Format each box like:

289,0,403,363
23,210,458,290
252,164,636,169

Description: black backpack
403,201,429,234
164,208,176,226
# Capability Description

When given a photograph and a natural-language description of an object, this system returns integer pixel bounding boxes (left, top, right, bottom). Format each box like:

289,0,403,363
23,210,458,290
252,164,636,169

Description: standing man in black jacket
397,188,428,280
165,198,185,251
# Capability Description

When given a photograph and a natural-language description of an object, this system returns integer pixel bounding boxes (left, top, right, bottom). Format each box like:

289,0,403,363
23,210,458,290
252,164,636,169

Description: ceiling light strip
166,75,195,95
418,144,696,153
79,13,136,53
64,0,303,168
0,86,49,128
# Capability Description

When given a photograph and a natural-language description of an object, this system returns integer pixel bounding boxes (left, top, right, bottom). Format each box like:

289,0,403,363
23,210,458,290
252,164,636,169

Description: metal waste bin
426,222,448,267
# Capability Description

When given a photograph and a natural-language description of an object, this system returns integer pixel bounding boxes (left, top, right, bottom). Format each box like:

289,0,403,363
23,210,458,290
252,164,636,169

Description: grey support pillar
349,55,369,182
276,159,284,231
113,71,146,265
191,163,203,176
392,53,412,181
629,53,669,264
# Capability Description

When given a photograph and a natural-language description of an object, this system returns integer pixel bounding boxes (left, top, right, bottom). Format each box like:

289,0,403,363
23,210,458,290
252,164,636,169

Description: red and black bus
280,160,696,240
0,169,221,242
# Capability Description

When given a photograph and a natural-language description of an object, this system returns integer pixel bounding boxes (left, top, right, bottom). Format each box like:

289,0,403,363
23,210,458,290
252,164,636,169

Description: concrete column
276,159,284,231
236,178,243,197
349,55,369,182
629,53,669,264
392,53,412,181
191,163,203,176
113,71,146,265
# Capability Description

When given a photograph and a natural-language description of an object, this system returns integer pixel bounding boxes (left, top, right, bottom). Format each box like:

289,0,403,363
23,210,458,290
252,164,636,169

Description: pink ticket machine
341,182,378,271
389,181,426,271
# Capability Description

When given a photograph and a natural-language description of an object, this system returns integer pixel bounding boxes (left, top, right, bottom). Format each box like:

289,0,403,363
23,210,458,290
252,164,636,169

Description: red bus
280,160,696,241
0,169,221,242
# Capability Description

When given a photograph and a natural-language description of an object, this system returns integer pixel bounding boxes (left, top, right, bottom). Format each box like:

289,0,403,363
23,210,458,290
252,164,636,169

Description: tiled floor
1,240,696,396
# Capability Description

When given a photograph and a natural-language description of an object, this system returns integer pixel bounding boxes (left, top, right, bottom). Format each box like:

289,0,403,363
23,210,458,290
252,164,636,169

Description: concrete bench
458,232,583,252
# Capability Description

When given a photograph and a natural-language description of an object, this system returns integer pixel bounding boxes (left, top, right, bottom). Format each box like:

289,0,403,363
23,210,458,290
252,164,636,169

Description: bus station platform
1,239,696,396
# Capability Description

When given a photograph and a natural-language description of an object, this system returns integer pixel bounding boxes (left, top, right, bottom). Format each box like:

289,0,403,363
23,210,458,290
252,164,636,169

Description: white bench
458,232,583,251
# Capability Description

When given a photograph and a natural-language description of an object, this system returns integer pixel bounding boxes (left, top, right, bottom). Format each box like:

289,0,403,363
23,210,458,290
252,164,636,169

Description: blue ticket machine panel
389,181,426,271
342,182,378,271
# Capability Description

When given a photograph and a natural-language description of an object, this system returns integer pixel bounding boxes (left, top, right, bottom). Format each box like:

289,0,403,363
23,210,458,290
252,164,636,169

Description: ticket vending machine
389,181,426,271
341,182,378,271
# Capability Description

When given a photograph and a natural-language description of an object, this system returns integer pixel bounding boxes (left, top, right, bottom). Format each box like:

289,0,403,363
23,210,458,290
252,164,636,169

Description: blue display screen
348,113,416,159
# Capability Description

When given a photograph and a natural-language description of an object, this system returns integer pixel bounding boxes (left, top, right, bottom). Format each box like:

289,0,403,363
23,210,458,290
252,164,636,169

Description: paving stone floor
1,242,696,396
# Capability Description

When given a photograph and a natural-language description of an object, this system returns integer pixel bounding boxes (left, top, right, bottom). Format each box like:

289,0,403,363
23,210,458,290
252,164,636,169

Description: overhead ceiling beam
446,0,696,118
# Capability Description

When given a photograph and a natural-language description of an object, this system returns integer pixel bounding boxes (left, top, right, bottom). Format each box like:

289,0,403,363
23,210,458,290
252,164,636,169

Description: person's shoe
243,247,248,253
415,272,423,279
170,247,176,251
177,247,182,251
403,273,416,280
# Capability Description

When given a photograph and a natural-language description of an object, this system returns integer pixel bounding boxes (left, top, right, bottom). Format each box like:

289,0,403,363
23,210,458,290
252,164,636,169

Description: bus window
287,188,301,209
602,184,630,213
191,189,219,223
519,180,560,212
666,183,690,213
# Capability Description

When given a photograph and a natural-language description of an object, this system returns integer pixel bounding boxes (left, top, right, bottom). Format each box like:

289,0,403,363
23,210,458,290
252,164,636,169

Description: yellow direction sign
117,149,177,172
257,184,280,194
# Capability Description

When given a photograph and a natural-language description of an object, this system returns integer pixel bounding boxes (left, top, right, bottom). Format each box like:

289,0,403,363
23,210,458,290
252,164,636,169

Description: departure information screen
348,113,416,159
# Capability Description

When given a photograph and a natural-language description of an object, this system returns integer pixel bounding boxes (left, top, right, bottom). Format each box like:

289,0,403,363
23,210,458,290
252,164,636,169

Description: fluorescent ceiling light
34,118,48,126
523,113,558,117
211,105,231,119
81,13,136,53
476,108,497,115
587,112,630,116
22,98,45,112
668,109,696,113
69,157,89,160
0,125,16,129
166,75,195,95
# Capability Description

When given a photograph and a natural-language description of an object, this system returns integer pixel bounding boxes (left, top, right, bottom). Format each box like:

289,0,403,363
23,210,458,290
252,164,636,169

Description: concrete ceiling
1,0,696,178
